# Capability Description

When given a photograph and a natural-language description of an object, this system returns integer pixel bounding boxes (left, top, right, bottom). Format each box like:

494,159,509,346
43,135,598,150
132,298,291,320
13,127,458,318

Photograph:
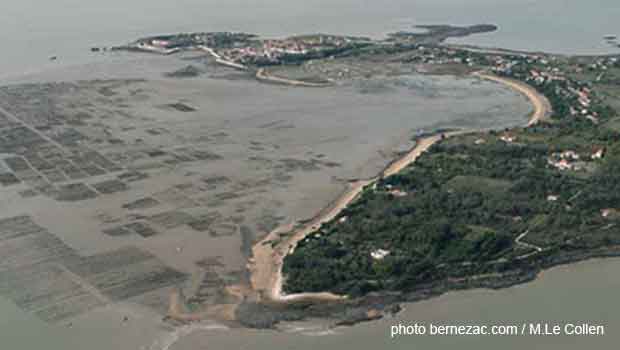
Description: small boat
604,35,617,40
49,56,57,61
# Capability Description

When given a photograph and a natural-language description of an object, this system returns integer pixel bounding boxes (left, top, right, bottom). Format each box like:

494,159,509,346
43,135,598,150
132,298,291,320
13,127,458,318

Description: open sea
1,0,619,80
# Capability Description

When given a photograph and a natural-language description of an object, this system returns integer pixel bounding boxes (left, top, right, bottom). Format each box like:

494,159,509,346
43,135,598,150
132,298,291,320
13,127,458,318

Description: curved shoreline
198,46,333,87
473,72,552,125
248,71,551,303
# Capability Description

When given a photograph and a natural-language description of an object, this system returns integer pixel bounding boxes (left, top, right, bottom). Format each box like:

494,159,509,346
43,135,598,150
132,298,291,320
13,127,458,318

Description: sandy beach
473,72,552,125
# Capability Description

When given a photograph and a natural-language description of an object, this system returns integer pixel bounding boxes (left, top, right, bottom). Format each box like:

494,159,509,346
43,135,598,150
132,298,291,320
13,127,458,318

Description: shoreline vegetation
114,25,620,329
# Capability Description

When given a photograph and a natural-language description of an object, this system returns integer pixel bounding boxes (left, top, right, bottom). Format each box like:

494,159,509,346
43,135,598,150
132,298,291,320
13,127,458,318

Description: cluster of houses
496,132,607,172
547,150,583,171
216,35,355,65
129,32,250,54
496,55,610,124
127,32,363,66
547,147,606,171
499,133,517,144
495,133,607,174
405,46,479,66
476,53,617,216
370,248,390,260
219,40,311,65
586,57,619,73
384,184,408,198
490,54,560,76
567,86,599,122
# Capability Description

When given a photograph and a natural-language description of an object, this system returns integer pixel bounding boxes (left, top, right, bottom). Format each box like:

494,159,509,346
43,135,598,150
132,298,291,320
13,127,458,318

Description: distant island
115,25,620,329
112,24,495,69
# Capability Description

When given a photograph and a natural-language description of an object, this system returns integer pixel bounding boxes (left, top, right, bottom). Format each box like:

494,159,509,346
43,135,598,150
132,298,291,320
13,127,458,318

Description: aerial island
0,24,618,331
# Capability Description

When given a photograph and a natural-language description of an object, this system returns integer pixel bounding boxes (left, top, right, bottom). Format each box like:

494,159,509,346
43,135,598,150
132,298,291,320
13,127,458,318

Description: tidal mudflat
0,53,529,348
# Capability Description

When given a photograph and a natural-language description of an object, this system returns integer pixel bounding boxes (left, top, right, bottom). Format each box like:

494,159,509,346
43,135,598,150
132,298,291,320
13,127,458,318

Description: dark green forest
283,55,620,296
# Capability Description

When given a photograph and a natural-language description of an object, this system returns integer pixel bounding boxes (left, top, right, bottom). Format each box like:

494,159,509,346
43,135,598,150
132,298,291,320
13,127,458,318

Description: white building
370,249,390,260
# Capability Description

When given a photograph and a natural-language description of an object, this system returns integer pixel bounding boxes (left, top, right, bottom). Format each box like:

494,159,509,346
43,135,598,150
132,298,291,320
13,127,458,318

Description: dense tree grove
283,57,620,296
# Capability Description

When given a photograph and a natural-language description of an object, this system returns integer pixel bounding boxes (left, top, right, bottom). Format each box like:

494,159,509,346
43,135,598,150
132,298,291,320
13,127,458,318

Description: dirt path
198,46,248,70
514,230,546,260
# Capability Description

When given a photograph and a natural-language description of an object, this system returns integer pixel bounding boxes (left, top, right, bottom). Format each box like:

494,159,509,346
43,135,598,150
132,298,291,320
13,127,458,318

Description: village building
389,189,408,197
370,249,390,260
500,133,516,143
548,158,573,171
560,150,580,160
591,147,606,160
